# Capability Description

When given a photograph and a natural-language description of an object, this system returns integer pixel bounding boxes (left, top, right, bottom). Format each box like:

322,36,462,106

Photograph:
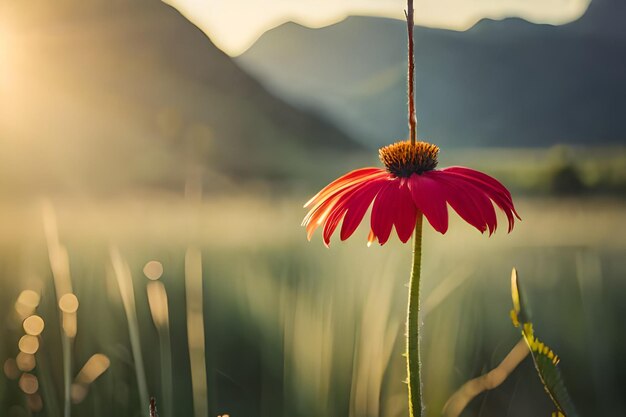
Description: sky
168,0,590,56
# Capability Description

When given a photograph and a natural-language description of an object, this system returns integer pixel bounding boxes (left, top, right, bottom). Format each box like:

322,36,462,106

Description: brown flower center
379,140,439,177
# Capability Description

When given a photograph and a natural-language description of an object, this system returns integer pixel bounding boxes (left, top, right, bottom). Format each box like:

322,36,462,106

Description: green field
0,193,624,417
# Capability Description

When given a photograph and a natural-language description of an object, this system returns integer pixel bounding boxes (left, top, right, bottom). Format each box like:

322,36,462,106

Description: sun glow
0,31,9,136
0,20,15,94
0,27,6,79
0,16,24,132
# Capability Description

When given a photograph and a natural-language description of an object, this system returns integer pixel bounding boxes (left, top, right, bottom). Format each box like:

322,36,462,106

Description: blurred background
0,0,625,416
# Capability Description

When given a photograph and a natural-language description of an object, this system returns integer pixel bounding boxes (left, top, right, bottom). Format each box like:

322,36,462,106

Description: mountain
237,0,626,148
0,0,358,194
569,0,626,37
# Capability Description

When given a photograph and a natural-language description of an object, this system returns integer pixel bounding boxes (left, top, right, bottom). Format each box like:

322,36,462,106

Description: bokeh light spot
18,335,39,354
59,293,79,313
15,290,41,317
78,353,111,384
3,358,20,380
143,260,164,280
16,352,36,372
23,315,45,336
17,290,40,308
18,373,39,394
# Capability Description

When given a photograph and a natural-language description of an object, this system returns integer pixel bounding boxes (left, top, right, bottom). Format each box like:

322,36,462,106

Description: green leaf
510,268,580,417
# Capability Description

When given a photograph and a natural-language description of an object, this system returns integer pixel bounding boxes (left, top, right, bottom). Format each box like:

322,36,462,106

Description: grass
0,193,625,416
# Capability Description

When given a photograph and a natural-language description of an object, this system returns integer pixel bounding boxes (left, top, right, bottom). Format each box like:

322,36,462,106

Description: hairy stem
407,0,417,144
407,214,423,417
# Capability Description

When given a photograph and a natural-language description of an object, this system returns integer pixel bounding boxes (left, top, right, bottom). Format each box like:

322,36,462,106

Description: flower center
379,140,439,177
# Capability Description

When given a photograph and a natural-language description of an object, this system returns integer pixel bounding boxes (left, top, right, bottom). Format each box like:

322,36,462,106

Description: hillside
238,0,626,148
0,0,359,195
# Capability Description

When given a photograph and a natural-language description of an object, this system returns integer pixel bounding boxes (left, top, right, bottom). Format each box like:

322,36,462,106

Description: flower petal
303,170,391,245
443,167,512,198
304,191,343,240
370,179,418,244
304,168,386,208
302,169,388,239
393,179,418,243
440,167,519,232
340,179,385,241
371,181,396,245
408,173,449,234
430,171,497,234
323,202,347,247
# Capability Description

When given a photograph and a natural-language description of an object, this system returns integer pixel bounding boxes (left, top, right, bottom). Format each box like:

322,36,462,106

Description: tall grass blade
147,280,173,417
110,246,149,411
42,202,75,417
185,247,209,417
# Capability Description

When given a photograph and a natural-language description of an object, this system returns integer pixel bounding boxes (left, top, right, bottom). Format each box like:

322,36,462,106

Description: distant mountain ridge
570,0,626,36
238,0,626,148
0,0,358,193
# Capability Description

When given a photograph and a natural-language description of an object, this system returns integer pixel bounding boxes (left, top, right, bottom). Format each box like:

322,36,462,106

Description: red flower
303,141,520,246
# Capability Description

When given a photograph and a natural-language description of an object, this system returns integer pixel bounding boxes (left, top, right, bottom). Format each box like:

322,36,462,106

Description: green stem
407,0,417,144
407,214,423,417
